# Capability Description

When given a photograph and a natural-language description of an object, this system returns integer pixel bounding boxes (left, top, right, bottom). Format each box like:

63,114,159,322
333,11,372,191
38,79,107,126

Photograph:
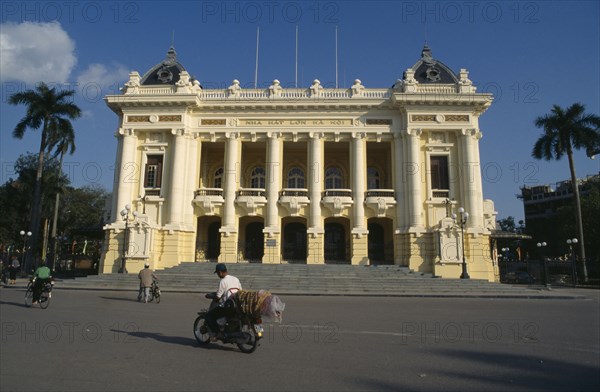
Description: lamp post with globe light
452,207,470,279
567,238,578,286
20,230,32,273
536,242,549,288
119,205,138,273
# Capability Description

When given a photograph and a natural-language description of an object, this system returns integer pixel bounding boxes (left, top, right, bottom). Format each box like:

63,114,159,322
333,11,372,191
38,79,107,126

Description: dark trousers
205,300,235,333
33,278,50,302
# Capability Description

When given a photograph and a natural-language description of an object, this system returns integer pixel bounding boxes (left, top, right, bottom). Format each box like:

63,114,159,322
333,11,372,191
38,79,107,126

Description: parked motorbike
193,292,264,353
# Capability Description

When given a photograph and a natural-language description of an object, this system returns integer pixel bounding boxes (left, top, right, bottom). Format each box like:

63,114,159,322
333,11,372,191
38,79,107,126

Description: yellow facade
100,46,499,280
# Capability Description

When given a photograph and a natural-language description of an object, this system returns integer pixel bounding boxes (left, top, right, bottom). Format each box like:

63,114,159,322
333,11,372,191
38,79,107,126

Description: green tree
0,154,69,252
8,83,81,268
533,103,600,281
497,216,517,232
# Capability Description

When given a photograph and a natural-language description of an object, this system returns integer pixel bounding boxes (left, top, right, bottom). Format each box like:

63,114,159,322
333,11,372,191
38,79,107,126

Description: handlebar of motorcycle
205,292,217,299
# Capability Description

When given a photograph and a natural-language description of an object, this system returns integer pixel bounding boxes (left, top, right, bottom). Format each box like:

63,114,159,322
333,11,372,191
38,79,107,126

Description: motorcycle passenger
32,262,52,304
205,263,242,338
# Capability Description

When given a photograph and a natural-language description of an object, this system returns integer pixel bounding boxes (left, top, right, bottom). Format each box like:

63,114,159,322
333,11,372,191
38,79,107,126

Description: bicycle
148,281,161,303
138,281,161,303
24,278,53,309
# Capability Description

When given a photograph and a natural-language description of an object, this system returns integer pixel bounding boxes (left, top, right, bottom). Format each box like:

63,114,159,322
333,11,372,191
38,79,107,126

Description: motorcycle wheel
236,323,258,353
193,313,211,345
155,290,161,304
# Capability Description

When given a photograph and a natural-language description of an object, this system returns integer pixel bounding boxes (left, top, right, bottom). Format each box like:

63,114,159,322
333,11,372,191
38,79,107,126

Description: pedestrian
9,255,20,285
137,263,158,303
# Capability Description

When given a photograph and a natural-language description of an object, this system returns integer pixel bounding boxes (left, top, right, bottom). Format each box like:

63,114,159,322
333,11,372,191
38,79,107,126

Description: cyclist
32,262,52,304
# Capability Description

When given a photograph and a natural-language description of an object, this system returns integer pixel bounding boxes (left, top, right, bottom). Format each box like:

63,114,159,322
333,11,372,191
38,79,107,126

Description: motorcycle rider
205,263,242,338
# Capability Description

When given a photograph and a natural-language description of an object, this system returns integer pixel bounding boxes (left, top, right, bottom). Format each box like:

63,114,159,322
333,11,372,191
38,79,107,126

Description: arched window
213,167,223,188
250,166,265,188
287,167,305,188
367,166,381,189
325,166,344,189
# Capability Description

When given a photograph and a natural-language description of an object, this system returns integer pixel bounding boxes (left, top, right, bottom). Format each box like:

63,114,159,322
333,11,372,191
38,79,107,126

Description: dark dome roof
409,45,459,84
140,47,187,86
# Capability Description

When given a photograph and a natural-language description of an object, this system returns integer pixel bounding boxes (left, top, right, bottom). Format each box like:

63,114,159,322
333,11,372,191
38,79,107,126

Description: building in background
100,45,499,280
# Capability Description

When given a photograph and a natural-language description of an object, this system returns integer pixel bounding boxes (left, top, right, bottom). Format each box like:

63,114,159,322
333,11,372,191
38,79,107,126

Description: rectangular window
144,155,163,189
430,156,449,195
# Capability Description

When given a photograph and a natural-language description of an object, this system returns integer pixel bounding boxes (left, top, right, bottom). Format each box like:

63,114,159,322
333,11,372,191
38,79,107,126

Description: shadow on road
109,329,241,352
110,329,198,347
99,296,139,302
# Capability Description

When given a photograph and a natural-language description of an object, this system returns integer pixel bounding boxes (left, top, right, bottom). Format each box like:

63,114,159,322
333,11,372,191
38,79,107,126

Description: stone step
53,263,546,296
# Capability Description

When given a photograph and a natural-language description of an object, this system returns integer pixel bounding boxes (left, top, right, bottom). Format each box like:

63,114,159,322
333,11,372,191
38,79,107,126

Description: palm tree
8,83,81,271
533,103,600,282
46,122,76,269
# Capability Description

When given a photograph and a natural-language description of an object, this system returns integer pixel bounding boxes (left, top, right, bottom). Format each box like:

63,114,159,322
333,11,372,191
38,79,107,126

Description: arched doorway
283,222,307,262
245,222,264,261
368,222,385,263
207,222,221,260
325,222,346,263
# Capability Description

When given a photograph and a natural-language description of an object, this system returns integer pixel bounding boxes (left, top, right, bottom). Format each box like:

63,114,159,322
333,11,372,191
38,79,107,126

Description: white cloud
0,21,76,84
76,63,130,92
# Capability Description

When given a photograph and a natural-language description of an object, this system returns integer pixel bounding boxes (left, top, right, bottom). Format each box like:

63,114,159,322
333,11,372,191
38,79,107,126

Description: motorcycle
193,292,264,353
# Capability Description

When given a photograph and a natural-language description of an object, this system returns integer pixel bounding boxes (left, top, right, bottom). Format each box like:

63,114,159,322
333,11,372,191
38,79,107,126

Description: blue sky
1,0,599,222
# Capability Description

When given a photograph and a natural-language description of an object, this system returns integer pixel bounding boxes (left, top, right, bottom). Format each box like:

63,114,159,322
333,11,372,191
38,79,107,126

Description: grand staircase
53,262,560,297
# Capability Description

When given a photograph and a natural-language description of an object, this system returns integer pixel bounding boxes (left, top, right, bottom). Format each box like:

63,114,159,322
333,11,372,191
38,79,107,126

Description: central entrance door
245,222,264,261
283,222,307,262
325,222,346,263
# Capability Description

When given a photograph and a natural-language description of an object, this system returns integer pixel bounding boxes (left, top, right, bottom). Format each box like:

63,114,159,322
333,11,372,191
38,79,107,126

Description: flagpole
295,25,298,88
335,26,338,88
255,27,260,89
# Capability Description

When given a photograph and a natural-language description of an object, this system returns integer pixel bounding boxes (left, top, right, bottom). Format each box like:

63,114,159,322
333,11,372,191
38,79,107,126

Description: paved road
1,287,599,391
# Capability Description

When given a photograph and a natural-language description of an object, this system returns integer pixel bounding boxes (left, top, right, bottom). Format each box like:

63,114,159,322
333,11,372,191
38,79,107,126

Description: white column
114,128,136,223
406,128,424,230
393,132,405,231
168,128,187,226
461,128,482,229
222,132,239,230
110,130,124,222
265,132,281,231
352,132,367,233
308,132,324,232
183,134,200,228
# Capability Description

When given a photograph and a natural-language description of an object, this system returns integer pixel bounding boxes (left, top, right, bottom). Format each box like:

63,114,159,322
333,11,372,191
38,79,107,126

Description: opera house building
100,45,499,281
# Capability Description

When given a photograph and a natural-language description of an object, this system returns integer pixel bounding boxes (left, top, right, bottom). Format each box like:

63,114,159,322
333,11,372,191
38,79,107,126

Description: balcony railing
365,189,395,198
195,188,223,197
237,188,266,198
144,188,161,196
322,189,353,198
432,190,450,198
280,188,309,197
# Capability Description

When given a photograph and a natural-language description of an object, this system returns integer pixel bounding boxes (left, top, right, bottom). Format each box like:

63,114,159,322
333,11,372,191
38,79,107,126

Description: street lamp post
20,230,32,273
118,205,138,274
566,238,578,286
501,247,510,275
536,242,549,288
452,207,470,279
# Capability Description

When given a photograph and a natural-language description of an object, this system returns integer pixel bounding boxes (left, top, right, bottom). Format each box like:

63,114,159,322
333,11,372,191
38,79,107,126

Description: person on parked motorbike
138,263,158,303
32,262,52,304
204,263,242,338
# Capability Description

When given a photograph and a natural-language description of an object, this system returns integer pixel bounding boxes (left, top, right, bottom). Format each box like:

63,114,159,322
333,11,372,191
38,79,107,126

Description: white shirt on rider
216,275,242,305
